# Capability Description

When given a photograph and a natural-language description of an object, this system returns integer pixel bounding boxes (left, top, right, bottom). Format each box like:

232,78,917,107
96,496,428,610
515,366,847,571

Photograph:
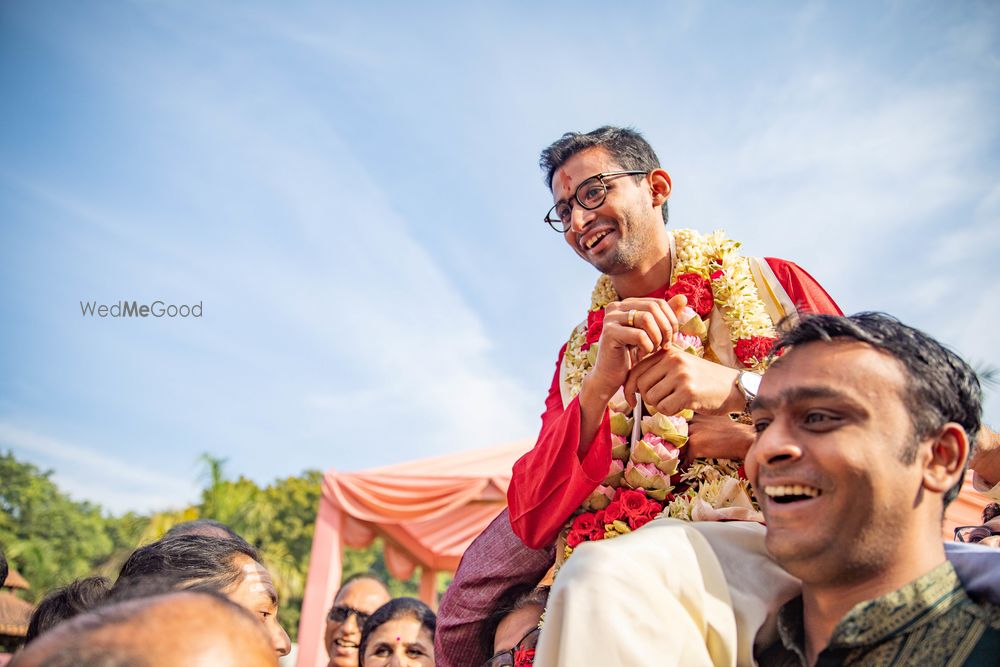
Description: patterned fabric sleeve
434,509,555,667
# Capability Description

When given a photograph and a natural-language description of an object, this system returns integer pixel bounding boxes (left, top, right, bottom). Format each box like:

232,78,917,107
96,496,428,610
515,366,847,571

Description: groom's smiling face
551,147,660,276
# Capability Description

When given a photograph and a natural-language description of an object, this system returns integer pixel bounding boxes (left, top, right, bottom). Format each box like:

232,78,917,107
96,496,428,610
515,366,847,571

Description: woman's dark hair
26,576,111,642
983,502,1000,524
358,597,436,665
480,586,549,659
112,534,261,599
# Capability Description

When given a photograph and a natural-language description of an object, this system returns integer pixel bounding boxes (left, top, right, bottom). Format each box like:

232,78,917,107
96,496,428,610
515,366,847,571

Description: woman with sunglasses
358,597,436,667
326,575,392,667
482,587,549,667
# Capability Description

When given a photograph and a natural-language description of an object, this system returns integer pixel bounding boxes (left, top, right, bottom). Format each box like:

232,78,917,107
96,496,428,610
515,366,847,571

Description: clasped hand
588,295,742,416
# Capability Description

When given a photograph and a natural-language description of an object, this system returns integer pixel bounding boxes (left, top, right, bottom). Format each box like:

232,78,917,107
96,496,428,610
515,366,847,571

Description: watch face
740,371,763,398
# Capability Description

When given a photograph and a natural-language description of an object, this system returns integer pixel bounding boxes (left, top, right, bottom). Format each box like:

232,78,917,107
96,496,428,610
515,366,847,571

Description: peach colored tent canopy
296,439,533,667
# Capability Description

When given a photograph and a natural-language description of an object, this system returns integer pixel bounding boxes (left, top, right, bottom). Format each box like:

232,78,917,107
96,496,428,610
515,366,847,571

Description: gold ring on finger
627,309,637,327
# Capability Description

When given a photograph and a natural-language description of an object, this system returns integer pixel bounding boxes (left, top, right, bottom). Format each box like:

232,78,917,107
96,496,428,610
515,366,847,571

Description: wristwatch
736,370,762,407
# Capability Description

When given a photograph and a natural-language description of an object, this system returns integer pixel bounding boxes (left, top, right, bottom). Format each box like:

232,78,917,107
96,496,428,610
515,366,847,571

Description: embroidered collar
775,561,966,659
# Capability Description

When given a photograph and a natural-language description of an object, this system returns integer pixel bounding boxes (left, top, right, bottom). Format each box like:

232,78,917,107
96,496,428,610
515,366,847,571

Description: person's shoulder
757,257,842,316
947,542,1000,606
761,257,818,279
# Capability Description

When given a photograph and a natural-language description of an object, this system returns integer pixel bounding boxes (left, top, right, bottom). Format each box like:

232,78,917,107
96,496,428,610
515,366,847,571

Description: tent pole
419,567,438,610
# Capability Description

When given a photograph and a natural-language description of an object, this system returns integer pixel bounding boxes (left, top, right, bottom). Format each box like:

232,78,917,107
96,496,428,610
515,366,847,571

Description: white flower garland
561,228,776,522
672,229,777,365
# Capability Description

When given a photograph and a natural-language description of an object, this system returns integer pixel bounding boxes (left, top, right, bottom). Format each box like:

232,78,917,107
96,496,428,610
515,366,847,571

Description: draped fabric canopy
296,439,533,667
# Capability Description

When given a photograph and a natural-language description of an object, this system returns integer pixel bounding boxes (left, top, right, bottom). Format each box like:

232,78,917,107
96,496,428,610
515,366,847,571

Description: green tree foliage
189,461,425,639
0,452,134,603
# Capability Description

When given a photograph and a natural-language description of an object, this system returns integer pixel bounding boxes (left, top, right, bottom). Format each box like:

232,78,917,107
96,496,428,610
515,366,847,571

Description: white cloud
0,422,200,513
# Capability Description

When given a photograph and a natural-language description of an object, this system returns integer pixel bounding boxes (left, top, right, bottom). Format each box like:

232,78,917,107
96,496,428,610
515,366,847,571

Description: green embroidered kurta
758,562,1000,666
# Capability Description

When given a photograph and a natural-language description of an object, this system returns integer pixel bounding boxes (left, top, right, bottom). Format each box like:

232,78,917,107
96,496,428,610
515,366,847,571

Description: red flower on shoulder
734,336,777,367
582,309,605,351
629,513,654,530
514,647,536,666
666,273,714,317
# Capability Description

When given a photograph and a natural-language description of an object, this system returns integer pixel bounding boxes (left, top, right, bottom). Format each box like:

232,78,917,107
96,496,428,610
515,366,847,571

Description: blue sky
1,1,998,513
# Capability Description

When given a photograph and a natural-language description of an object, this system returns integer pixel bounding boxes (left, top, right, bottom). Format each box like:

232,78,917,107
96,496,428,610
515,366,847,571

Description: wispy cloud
0,422,200,513
2,2,541,507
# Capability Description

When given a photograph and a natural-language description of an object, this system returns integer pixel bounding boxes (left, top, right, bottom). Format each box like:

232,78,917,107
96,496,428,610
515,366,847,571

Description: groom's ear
649,169,671,207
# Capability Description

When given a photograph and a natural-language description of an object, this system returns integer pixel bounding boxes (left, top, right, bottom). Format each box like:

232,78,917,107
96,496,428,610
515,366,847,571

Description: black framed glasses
327,604,370,627
544,170,648,232
954,525,1000,544
482,626,540,667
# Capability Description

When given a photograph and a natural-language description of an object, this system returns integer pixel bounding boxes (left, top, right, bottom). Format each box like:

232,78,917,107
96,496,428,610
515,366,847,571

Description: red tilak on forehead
556,168,572,193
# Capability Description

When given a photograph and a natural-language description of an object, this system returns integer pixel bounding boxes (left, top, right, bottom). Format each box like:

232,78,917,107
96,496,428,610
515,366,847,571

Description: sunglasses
954,525,1000,544
327,604,370,627
483,626,540,667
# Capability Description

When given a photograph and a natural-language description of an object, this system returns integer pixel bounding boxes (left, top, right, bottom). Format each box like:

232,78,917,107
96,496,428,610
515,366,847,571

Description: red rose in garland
734,335,777,367
644,498,662,517
666,273,714,317
619,489,649,521
590,509,607,541
582,309,605,351
571,512,597,534
603,499,624,524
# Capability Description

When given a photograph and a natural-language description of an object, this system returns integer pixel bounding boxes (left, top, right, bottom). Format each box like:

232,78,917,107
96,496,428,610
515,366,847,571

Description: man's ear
649,168,672,207
922,423,969,495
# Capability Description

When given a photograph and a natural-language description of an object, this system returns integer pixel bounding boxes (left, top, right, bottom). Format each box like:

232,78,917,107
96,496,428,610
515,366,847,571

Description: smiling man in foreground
749,313,1000,666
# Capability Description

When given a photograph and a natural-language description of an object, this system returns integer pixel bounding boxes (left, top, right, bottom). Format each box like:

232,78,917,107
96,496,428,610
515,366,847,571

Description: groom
437,125,841,666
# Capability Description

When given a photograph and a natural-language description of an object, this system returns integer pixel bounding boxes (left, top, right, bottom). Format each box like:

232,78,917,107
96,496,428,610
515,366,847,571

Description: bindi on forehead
555,168,573,194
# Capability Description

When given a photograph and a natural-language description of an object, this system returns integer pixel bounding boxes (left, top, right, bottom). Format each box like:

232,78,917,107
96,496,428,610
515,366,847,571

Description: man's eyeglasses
327,604,370,627
483,626,540,667
954,525,1000,544
544,170,648,233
